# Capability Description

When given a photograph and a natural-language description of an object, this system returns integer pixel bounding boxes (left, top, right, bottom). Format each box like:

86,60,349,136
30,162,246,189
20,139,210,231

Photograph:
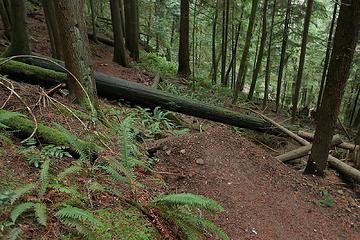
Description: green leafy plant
55,206,103,240
315,188,336,208
0,111,24,129
151,193,229,240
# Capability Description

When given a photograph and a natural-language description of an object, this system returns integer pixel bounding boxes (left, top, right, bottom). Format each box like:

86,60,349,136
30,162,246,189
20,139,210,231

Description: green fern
151,193,229,240
10,183,36,204
34,203,47,226
10,202,35,223
61,218,96,240
38,159,50,197
56,164,83,182
152,193,224,213
56,206,103,226
41,145,72,158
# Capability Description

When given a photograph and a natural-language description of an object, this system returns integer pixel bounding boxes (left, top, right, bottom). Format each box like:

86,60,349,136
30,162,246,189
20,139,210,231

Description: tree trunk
305,0,360,176
225,7,244,85
275,0,291,112
42,0,63,60
350,84,360,127
211,0,220,84
124,0,139,61
220,0,230,86
178,0,190,78
89,0,97,43
0,0,11,39
316,1,338,112
248,0,269,101
53,0,97,106
3,0,31,57
233,0,259,102
263,0,276,107
291,0,314,121
110,0,128,67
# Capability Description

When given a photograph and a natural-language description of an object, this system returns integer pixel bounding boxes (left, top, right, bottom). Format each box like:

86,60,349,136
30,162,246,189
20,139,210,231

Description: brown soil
151,127,360,240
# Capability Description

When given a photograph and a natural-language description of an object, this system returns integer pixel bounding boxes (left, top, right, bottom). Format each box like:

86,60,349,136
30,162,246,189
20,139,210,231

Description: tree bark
298,131,356,151
3,0,31,57
220,0,230,86
124,0,140,61
0,0,11,39
233,0,259,102
291,0,314,121
178,0,190,78
263,0,276,107
305,0,360,176
54,0,97,106
248,0,269,101
89,0,97,43
275,0,291,112
211,0,220,84
110,0,128,67
42,0,63,60
316,1,338,112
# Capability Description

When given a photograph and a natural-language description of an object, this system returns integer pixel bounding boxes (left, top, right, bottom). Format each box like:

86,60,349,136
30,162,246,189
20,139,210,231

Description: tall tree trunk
263,0,276,107
89,0,97,43
220,0,230,86
54,0,97,106
226,5,244,85
305,0,360,176
3,0,30,57
275,0,292,112
191,0,197,84
211,0,220,84
233,0,259,102
124,0,139,61
350,83,360,127
178,0,190,78
316,0,338,112
42,0,63,60
248,0,269,101
110,0,128,67
0,0,11,39
291,0,314,121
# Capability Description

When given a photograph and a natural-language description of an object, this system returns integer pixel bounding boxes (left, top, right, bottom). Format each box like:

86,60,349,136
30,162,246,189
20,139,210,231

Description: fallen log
0,109,102,154
298,130,356,151
0,58,279,134
276,135,342,163
250,110,360,183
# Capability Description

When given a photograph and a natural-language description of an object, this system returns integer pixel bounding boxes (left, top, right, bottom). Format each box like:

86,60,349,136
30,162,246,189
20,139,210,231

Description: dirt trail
152,127,359,240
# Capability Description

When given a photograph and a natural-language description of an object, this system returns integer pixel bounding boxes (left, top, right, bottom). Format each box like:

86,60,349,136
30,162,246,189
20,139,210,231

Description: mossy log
0,109,102,154
0,58,279,134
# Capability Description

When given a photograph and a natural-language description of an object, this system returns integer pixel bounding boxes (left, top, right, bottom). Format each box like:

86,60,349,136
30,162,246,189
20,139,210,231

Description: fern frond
56,164,82,182
38,159,50,197
52,184,81,197
152,193,224,213
41,145,72,158
98,165,129,184
61,218,96,240
34,203,47,226
55,207,103,226
11,183,36,204
188,215,229,240
10,202,34,223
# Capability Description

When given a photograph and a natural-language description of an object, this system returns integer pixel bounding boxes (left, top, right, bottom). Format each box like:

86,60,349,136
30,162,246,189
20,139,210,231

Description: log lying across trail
0,58,279,134
298,130,356,151
250,110,360,183
276,135,342,163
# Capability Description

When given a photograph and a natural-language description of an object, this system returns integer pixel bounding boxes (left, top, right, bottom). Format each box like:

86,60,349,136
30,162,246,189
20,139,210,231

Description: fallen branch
251,110,360,183
277,135,342,163
298,130,356,151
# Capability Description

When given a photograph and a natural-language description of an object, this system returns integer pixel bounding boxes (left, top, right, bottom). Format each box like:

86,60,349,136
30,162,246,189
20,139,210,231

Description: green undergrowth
0,101,229,239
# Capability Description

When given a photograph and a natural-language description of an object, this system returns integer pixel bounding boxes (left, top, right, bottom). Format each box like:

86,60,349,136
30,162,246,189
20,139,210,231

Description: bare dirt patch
151,127,360,240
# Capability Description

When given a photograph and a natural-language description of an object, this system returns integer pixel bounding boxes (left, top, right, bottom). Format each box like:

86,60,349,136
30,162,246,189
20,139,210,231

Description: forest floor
0,4,359,240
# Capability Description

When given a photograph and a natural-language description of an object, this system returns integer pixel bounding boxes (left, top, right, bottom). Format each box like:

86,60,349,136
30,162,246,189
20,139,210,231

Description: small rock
337,190,344,195
165,150,171,155
196,158,205,165
180,149,186,154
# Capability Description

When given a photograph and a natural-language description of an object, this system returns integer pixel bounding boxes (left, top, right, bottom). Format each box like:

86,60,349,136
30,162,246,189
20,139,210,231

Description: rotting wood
151,73,162,89
277,135,342,162
250,110,360,183
298,130,356,151
0,58,280,134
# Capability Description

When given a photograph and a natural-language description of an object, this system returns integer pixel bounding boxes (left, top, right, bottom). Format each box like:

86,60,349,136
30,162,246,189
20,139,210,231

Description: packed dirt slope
151,127,359,240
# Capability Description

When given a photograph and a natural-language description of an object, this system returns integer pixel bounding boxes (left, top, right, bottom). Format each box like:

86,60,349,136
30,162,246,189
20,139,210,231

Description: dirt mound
151,127,359,240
